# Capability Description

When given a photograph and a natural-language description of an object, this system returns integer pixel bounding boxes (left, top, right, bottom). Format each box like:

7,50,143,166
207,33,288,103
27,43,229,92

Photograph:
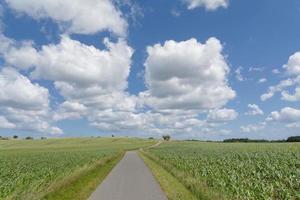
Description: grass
139,150,198,200
43,152,123,200
0,137,156,200
146,141,300,200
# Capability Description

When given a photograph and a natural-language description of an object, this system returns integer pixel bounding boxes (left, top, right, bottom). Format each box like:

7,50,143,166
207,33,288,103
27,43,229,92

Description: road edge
139,151,198,200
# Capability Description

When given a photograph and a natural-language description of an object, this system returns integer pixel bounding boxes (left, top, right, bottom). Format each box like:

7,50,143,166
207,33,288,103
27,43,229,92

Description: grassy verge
139,151,198,200
42,153,124,200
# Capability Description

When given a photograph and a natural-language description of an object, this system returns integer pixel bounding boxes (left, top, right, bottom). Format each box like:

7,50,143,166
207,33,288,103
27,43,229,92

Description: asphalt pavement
88,151,168,200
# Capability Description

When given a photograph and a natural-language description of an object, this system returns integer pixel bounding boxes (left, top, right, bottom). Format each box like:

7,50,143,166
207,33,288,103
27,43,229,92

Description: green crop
0,137,155,199
147,141,300,200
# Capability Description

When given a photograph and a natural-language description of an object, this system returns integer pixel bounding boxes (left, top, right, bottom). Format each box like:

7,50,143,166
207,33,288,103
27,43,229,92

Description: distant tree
13,135,18,139
112,134,115,138
162,135,171,141
148,137,154,140
41,137,47,140
25,136,34,140
287,136,300,142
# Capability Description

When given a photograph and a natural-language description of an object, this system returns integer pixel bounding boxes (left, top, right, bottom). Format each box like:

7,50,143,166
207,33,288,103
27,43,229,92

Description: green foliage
147,141,300,200
0,137,155,199
287,136,300,142
162,135,171,141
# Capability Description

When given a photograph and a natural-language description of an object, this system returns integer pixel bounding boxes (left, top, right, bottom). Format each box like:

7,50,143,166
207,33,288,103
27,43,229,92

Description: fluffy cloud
261,78,295,101
0,32,141,133
1,35,133,98
245,104,264,116
0,116,16,128
30,36,133,92
283,52,300,76
261,52,300,102
0,67,62,134
5,0,127,36
241,123,265,133
267,107,300,123
208,108,238,122
183,0,229,10
141,37,235,111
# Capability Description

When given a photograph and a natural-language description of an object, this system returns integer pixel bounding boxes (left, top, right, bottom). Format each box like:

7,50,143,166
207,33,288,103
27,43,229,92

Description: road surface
88,151,168,200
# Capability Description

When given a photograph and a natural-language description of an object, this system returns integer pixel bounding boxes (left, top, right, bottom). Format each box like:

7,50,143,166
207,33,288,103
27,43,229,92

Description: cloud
258,78,267,84
272,69,280,74
261,52,300,102
283,52,300,76
208,108,238,122
267,107,300,123
245,104,264,116
183,0,229,10
235,66,244,81
5,0,127,36
281,88,300,101
141,37,235,111
171,9,181,17
241,123,265,133
30,36,133,92
2,34,141,133
0,116,16,129
0,67,62,134
261,78,295,101
249,67,264,72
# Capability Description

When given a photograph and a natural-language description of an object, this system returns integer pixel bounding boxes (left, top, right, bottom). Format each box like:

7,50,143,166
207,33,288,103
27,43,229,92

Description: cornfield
147,141,300,200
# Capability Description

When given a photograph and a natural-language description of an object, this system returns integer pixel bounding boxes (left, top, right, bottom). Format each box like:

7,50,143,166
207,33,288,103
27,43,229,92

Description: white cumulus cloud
245,104,264,116
5,0,127,36
208,108,238,122
0,67,62,134
267,107,300,123
141,37,235,111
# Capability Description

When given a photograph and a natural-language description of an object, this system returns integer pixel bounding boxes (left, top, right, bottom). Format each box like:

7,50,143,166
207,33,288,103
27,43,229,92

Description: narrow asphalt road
88,151,168,200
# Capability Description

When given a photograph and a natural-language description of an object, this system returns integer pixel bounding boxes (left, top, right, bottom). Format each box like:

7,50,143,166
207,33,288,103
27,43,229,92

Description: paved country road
88,151,168,200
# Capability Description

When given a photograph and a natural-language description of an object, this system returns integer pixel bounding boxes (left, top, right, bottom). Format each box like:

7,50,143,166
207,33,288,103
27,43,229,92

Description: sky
0,0,300,140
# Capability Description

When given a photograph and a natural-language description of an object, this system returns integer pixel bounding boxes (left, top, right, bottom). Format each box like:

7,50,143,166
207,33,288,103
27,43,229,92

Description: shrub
162,135,171,141
287,136,300,142
13,135,18,139
25,136,34,140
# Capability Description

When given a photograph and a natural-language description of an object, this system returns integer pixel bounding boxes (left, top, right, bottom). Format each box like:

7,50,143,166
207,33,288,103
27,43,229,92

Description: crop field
146,141,300,200
0,137,155,200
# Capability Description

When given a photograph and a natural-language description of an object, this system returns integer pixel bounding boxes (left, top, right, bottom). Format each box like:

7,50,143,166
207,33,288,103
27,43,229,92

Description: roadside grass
43,153,123,200
139,150,198,200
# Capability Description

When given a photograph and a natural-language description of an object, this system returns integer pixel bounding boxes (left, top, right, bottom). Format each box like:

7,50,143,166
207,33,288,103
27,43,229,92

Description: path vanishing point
88,151,168,200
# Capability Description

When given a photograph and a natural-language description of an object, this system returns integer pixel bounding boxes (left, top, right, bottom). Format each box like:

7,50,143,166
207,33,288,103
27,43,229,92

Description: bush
148,137,154,140
25,136,34,140
287,136,300,142
162,135,171,141
41,137,47,140
13,135,18,139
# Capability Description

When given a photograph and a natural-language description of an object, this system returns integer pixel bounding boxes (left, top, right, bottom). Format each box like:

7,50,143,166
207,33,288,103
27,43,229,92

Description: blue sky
0,0,300,140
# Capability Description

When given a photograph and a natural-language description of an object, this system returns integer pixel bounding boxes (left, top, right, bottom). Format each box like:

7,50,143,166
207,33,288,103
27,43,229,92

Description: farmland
0,137,156,200
144,141,300,200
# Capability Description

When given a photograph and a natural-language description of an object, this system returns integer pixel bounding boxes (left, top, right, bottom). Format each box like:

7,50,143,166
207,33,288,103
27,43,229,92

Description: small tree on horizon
162,135,171,141
13,135,18,139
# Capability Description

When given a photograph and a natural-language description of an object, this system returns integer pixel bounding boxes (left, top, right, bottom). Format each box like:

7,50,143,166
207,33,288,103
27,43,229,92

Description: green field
0,137,156,200
145,141,300,200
